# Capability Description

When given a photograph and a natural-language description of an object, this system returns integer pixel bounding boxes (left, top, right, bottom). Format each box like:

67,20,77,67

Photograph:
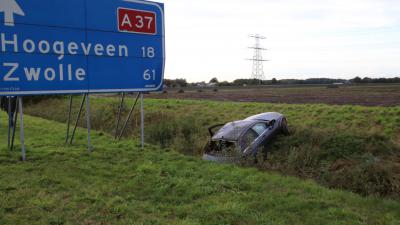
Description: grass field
151,84,400,106
24,97,400,200
1,112,400,225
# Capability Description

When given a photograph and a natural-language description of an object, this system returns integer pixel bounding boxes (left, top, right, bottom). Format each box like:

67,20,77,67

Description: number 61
143,69,156,81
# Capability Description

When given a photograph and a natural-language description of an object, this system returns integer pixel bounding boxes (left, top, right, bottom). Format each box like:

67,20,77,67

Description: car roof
244,112,283,121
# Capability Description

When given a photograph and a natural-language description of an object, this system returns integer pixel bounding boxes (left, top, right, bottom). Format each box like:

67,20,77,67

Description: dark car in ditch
203,112,289,163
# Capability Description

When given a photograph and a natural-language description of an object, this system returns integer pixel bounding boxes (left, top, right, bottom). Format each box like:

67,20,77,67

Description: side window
241,129,258,150
252,123,267,135
240,123,267,150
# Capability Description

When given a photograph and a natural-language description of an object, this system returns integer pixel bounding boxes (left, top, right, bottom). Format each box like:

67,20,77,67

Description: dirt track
148,84,400,107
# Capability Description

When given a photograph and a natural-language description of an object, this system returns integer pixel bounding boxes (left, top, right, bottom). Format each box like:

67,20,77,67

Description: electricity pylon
247,34,268,82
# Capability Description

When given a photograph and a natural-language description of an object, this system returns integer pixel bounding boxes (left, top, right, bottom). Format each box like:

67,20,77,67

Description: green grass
1,112,400,225
24,97,400,199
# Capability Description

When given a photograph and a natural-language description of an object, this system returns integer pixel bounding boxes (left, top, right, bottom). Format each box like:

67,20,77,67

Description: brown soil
149,84,400,107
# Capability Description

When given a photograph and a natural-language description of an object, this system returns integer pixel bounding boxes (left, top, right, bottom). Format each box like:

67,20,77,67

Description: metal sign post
65,95,73,143
7,97,11,150
10,98,19,151
69,95,86,145
140,93,144,149
118,93,140,140
19,97,26,161
114,93,125,139
86,94,92,152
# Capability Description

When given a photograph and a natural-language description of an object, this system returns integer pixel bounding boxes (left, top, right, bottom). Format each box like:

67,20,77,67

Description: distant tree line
350,77,400,84
164,79,188,88
272,78,348,85
164,77,400,88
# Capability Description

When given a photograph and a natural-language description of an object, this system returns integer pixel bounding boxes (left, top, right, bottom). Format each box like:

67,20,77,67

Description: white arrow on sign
0,0,25,26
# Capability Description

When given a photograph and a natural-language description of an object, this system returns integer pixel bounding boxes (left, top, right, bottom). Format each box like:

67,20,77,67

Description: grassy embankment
24,97,400,199
1,112,400,224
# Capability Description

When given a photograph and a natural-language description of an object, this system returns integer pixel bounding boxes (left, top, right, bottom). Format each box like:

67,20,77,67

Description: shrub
328,155,400,198
145,119,177,148
175,116,203,154
24,95,63,105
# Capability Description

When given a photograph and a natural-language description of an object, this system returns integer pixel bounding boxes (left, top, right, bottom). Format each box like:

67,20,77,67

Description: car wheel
281,118,290,135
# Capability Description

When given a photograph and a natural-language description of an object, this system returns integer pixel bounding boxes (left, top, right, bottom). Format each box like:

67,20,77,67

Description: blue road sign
0,0,165,96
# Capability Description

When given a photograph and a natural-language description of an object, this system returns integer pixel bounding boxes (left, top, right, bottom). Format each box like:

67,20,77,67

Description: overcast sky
158,0,400,82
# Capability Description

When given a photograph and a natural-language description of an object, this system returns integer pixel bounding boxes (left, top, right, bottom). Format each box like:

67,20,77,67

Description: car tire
281,118,290,135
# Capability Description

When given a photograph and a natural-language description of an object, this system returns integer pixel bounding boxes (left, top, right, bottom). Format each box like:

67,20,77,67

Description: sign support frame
7,97,12,150
65,95,73,144
19,97,26,161
69,95,86,145
140,93,144,149
86,94,92,152
10,98,19,151
117,93,140,141
114,93,125,139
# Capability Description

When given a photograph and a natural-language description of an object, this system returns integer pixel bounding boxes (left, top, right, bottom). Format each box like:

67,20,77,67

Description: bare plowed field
149,84,400,106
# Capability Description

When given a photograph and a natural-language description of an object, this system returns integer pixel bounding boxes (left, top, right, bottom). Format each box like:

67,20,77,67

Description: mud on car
203,112,289,163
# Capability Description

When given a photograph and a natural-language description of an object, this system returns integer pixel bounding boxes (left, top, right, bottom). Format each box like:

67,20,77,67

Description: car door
240,122,269,155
